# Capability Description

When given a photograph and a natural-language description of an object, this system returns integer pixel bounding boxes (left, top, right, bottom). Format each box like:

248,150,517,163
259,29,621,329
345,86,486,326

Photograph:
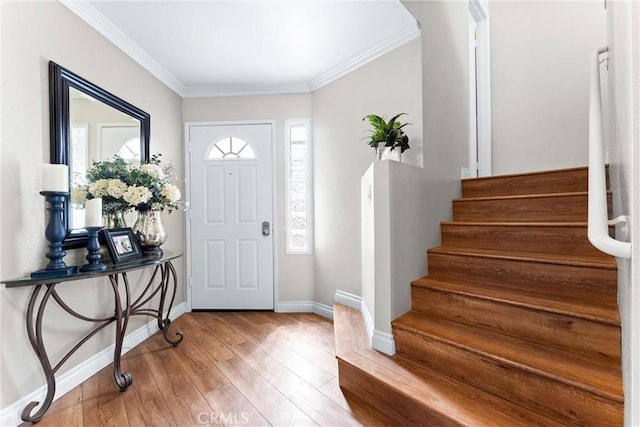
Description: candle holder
31,191,77,278
79,227,107,272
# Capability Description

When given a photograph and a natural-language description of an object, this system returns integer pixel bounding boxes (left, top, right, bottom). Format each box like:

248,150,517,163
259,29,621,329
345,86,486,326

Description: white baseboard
334,290,362,309
0,302,186,427
361,300,375,343
372,329,396,356
275,301,334,320
275,300,314,313
312,302,333,320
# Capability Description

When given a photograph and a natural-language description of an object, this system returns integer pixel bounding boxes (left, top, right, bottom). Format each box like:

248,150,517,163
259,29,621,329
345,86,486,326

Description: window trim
284,119,313,254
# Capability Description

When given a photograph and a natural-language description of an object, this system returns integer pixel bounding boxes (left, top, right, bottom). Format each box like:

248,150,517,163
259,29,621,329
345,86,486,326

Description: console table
2,252,184,423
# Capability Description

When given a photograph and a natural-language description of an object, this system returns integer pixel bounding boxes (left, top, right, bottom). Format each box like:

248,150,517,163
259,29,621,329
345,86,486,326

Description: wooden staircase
335,167,623,426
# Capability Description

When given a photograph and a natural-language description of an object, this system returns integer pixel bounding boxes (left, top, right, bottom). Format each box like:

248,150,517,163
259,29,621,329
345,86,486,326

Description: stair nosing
428,246,618,269
441,220,600,227
411,277,620,326
453,191,594,203
461,166,590,182
392,312,623,403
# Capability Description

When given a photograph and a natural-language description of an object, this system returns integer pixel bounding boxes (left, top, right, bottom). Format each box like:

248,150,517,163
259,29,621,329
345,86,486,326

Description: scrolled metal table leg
21,284,57,423
108,273,132,390
158,261,183,346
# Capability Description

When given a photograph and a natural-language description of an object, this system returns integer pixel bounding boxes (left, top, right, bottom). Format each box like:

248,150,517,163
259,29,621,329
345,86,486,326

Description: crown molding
180,82,311,99
60,0,187,96
61,0,421,99
307,22,421,92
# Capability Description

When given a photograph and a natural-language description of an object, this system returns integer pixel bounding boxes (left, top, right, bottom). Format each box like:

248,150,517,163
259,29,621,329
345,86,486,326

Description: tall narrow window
285,119,312,254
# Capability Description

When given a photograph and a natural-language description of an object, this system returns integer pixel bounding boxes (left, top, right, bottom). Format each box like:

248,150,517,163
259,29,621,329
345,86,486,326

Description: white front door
187,123,274,309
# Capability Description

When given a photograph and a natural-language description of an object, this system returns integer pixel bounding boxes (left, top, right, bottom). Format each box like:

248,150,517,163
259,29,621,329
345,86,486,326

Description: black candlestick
80,227,107,272
31,191,77,278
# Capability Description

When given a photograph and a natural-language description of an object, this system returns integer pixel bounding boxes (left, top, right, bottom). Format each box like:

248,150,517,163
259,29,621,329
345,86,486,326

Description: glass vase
132,209,167,257
103,210,128,229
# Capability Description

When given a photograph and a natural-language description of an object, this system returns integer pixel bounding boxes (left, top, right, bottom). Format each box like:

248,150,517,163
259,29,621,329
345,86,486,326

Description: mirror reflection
69,88,141,230
50,61,150,248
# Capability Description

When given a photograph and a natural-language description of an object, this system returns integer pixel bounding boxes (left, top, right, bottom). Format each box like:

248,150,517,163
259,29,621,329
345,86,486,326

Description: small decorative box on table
2,252,184,424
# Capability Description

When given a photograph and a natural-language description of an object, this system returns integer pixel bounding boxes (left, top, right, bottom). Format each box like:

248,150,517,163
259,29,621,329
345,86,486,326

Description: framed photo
102,228,142,263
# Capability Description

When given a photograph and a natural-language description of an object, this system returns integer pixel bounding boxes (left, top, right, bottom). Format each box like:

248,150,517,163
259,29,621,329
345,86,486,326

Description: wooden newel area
2,252,185,424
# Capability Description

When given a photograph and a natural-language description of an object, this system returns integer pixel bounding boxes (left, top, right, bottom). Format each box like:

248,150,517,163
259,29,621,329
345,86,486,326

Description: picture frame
102,228,142,263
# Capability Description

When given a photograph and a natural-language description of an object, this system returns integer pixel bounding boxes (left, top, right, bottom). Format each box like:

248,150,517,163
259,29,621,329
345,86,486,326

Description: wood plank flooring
25,312,381,427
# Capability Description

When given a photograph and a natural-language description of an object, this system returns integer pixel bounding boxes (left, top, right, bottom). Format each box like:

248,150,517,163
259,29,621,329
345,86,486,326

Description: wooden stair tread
428,245,617,269
451,191,609,223
333,303,370,357
454,190,606,202
460,166,596,198
443,220,595,227
340,348,564,426
440,223,613,259
412,277,620,324
462,166,589,183
393,311,623,401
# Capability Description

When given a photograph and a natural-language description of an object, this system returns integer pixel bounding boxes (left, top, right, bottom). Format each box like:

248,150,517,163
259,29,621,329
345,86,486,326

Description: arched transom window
117,137,141,162
207,136,255,160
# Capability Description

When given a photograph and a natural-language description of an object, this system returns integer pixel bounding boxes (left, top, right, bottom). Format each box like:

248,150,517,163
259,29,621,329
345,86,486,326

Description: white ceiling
62,0,420,98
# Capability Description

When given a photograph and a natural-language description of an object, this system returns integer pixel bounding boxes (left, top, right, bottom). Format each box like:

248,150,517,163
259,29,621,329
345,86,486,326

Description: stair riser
452,194,611,223
411,286,620,363
338,360,461,427
461,168,594,198
426,252,618,307
394,329,622,426
441,224,609,258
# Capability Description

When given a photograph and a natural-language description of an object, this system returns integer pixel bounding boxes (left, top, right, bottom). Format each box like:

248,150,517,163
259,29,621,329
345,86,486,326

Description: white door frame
184,120,278,311
469,0,492,177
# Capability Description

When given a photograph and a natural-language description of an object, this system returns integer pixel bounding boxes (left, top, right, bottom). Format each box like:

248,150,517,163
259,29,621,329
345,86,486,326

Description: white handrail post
587,47,632,259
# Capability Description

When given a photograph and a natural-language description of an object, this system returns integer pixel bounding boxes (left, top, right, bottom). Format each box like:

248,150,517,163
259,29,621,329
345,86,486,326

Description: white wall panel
205,166,225,224
205,240,226,289
237,165,257,224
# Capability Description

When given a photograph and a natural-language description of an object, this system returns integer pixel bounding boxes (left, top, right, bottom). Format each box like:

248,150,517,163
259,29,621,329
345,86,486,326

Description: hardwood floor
25,312,381,427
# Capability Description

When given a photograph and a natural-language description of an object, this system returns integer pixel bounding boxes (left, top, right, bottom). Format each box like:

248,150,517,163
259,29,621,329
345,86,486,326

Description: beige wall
312,37,423,307
403,0,471,252
182,94,315,304
0,1,184,409
490,1,606,175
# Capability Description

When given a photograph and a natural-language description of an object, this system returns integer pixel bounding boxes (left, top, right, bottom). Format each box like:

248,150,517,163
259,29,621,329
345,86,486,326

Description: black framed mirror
49,61,150,249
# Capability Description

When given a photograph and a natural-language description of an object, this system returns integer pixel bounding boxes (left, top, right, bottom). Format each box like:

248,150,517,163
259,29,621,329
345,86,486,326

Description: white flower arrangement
70,186,88,205
140,163,165,180
160,183,181,204
127,154,182,212
88,178,128,199
77,154,183,215
79,157,132,214
123,185,153,206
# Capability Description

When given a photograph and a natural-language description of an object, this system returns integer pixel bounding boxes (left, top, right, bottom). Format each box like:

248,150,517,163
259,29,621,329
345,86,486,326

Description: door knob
262,221,271,236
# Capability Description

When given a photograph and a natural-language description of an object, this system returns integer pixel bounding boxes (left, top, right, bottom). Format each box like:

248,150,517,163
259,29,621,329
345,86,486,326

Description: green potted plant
362,113,411,160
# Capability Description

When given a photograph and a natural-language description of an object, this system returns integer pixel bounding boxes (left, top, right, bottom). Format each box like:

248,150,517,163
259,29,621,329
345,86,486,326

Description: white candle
85,198,104,227
42,164,69,192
